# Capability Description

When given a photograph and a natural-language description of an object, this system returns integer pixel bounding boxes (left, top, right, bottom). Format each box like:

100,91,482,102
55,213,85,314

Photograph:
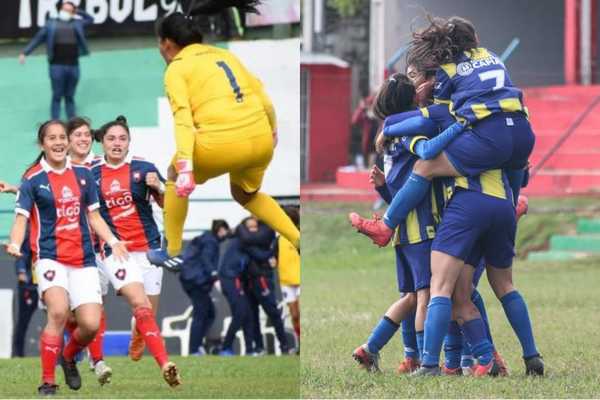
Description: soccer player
4,120,129,395
350,16,534,248
151,0,299,262
275,206,301,352
351,74,438,374
90,116,180,386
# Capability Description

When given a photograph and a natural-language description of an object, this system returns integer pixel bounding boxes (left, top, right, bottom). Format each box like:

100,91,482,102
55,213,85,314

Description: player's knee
47,309,69,327
76,316,100,338
404,292,417,309
230,184,255,205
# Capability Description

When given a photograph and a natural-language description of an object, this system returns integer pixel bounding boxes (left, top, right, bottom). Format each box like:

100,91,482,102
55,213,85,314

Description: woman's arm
383,116,439,138
401,121,467,160
0,181,19,194
5,214,28,258
88,210,129,262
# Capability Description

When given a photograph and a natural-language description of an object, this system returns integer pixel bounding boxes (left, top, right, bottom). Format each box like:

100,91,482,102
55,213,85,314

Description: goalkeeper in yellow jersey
148,0,300,264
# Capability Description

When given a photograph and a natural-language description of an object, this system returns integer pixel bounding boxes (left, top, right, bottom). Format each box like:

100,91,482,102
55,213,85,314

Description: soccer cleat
128,328,145,361
441,365,463,376
146,249,184,273
37,383,58,396
524,355,544,376
410,366,441,376
161,361,181,387
60,358,82,390
461,365,475,376
473,360,500,377
516,195,528,221
396,357,420,374
493,351,509,377
352,344,380,372
348,212,394,247
218,349,235,357
94,360,112,386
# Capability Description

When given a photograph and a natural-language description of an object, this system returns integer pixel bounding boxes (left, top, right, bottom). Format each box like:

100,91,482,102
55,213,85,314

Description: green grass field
301,200,600,398
0,355,299,398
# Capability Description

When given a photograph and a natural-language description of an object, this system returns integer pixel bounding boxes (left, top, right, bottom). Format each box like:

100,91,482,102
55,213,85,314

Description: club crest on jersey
133,171,141,182
62,186,74,199
457,62,474,76
80,179,86,186
110,179,121,193
115,268,127,281
43,269,56,281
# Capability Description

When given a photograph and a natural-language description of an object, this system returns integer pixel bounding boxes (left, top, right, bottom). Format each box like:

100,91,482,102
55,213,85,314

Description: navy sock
500,290,539,358
443,321,462,369
460,336,475,368
401,312,418,359
416,330,424,361
422,296,452,367
505,168,525,204
462,318,494,365
471,289,494,348
366,316,399,354
383,173,431,229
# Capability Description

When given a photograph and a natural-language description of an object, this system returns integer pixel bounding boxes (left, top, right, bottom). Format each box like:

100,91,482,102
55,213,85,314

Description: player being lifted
148,0,299,268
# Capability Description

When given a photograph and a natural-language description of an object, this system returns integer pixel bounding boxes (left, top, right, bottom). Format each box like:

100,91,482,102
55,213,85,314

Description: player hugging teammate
350,15,544,377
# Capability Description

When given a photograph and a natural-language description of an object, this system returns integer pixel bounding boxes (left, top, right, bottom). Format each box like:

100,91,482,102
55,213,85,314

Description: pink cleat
348,212,394,247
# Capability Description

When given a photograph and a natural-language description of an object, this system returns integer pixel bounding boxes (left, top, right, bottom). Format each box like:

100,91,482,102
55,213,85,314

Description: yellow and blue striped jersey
433,47,527,124
164,43,276,161
441,169,514,206
381,140,441,246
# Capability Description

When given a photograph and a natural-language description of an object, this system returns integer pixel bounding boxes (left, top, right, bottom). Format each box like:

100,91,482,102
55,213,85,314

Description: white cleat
94,360,112,386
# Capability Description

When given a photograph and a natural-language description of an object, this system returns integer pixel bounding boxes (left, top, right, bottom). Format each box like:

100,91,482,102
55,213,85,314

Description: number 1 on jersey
216,61,244,103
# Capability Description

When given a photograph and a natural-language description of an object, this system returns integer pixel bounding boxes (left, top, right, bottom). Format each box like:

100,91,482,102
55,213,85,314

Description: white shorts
35,259,103,311
101,251,163,296
281,285,300,304
95,255,110,296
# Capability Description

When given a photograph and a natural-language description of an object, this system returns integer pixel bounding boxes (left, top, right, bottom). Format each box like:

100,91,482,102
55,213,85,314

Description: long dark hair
406,16,478,72
94,115,130,143
26,120,67,174
156,0,262,47
372,73,416,120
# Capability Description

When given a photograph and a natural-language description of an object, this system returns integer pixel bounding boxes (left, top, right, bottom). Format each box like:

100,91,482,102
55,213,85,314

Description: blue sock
366,316,399,354
500,290,539,358
416,330,424,361
505,168,525,204
422,296,452,367
462,318,494,365
383,173,431,229
443,321,463,369
471,289,494,347
460,336,475,368
401,312,418,359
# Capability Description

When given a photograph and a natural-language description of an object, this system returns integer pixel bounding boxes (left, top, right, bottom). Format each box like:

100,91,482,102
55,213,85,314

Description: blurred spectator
179,219,230,356
19,1,93,119
12,230,38,358
351,93,380,169
275,206,300,352
239,217,291,354
218,219,258,356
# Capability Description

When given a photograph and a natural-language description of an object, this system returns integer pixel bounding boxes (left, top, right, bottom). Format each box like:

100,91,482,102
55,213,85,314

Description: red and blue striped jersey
433,47,527,123
91,155,164,257
15,158,99,267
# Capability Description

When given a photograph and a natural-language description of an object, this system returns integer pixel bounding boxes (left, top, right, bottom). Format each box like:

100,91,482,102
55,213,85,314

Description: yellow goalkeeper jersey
164,43,277,161
278,236,300,286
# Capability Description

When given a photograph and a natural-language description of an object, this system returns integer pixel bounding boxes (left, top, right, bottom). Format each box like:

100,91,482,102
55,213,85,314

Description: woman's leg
40,287,69,386
487,265,541,360
163,165,189,256
419,251,463,369
415,288,430,361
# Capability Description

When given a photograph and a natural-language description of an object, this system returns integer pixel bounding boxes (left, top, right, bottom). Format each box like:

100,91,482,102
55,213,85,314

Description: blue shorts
445,112,535,177
470,258,486,288
395,240,432,292
432,190,516,268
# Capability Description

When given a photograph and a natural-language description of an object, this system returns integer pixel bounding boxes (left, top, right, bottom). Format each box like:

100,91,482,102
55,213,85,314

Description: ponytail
156,0,262,47
94,115,130,143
